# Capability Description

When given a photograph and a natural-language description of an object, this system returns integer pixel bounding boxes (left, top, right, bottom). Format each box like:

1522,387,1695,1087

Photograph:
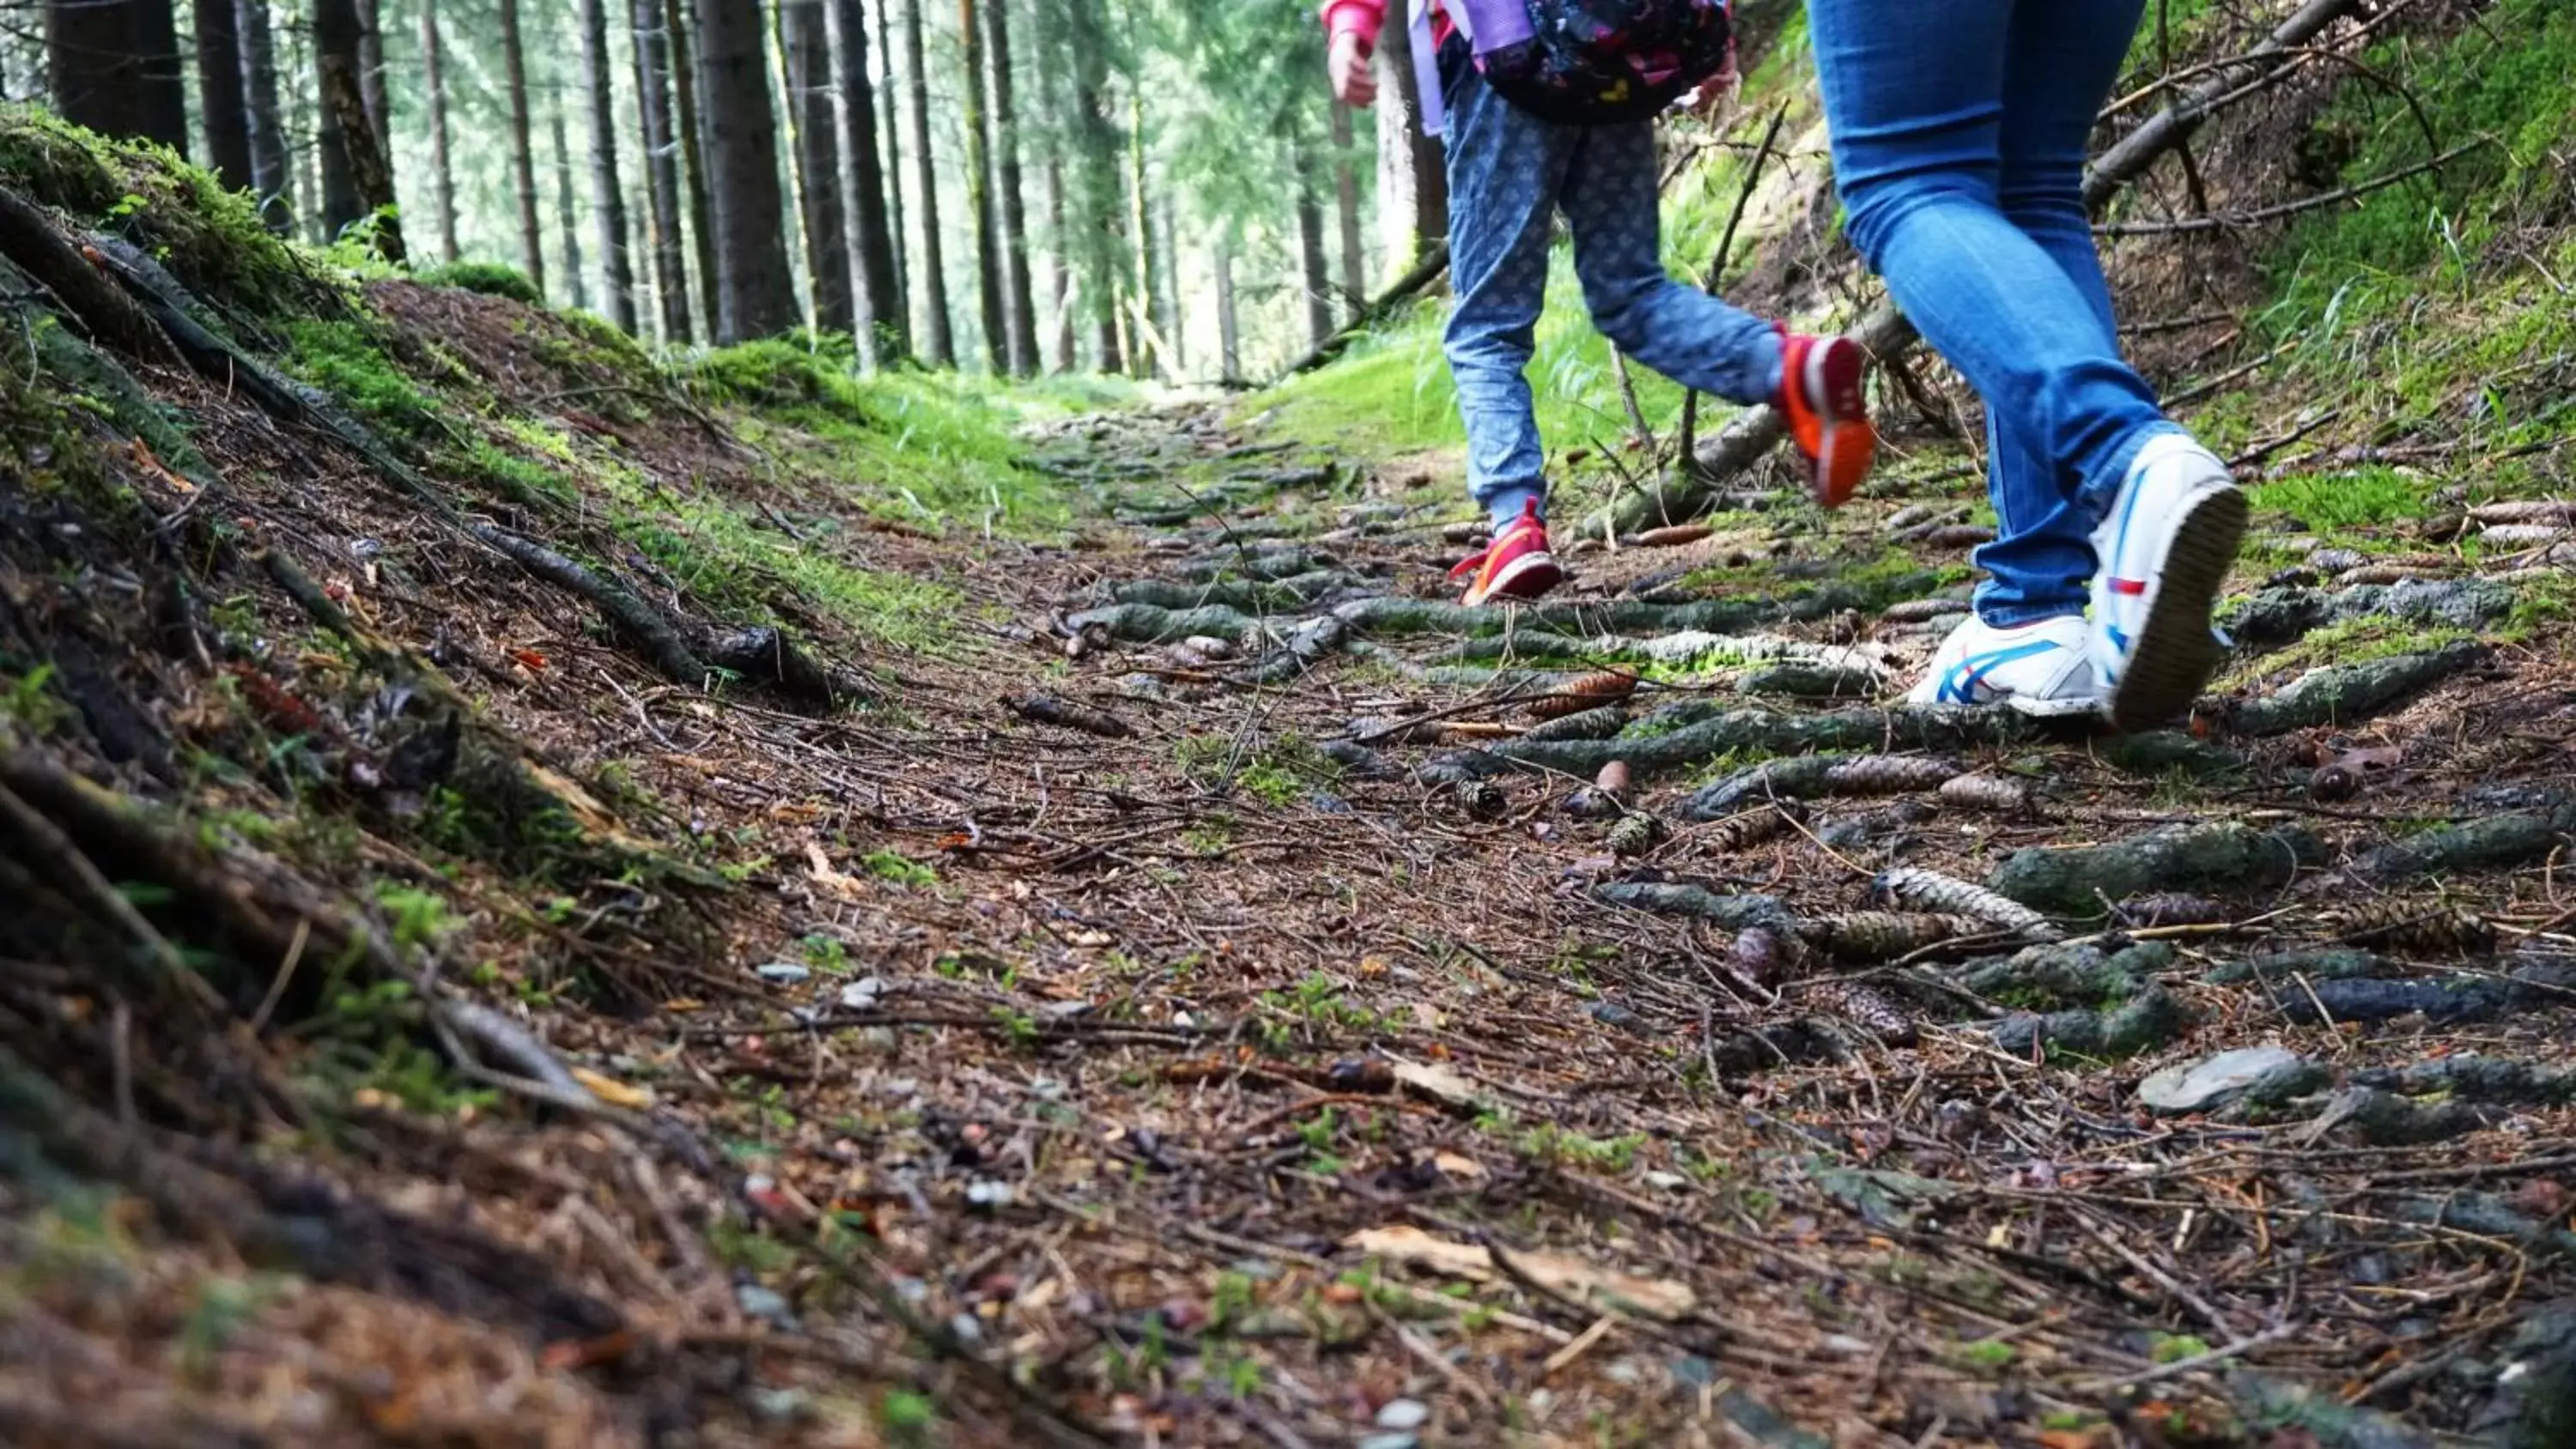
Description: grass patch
2247,466,2422,533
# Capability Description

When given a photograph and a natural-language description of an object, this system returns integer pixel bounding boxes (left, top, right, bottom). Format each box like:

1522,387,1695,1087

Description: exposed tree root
2228,643,2486,736
1424,706,2034,786
1684,754,1961,818
469,524,712,688
2225,578,2514,650
1956,939,2174,1010
1986,822,2322,917
2360,804,2576,880
1988,985,2190,1058
1591,880,1795,933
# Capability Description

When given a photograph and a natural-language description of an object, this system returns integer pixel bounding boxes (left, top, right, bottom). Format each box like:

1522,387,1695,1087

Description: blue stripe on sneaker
1941,640,2062,705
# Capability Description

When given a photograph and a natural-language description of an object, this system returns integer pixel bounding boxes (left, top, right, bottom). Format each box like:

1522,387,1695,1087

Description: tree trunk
316,0,402,260
1213,237,1240,385
985,0,1035,376
236,0,294,233
553,107,589,311
1329,100,1365,321
666,0,720,342
195,0,252,189
1123,91,1157,380
1066,0,1121,373
1294,149,1334,350
779,0,852,334
633,0,691,339
694,0,798,341
873,0,907,319
419,0,459,261
500,0,546,292
313,0,363,233
1045,145,1073,373
1155,194,1183,375
1373,19,1446,282
355,0,387,136
49,0,189,152
826,0,906,364
900,0,952,365
580,0,638,331
957,0,1003,372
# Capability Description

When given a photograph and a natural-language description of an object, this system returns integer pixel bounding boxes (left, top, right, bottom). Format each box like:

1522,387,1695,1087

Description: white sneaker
1905,614,2099,717
2088,433,2249,732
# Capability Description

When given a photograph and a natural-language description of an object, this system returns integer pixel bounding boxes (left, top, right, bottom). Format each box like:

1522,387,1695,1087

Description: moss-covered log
2223,577,2513,650
1989,984,2190,1058
1957,939,2173,1009
2353,1055,2576,1105
1986,822,2320,917
2092,730,2247,778
2360,806,2576,879
2229,642,2485,736
1738,662,1885,700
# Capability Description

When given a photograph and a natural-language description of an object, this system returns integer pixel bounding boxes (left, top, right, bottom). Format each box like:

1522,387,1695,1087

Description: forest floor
8,119,2576,1449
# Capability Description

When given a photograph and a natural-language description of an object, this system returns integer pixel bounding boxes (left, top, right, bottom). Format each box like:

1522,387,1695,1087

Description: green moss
283,319,439,440
416,260,546,307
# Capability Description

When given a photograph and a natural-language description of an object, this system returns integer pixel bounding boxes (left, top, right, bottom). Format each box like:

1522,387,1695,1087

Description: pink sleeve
1321,0,1388,50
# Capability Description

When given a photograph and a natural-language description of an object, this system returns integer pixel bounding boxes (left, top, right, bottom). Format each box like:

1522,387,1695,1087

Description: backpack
1410,0,1732,133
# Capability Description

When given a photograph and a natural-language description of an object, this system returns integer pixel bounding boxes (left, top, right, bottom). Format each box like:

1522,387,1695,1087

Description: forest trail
4,135,2576,1449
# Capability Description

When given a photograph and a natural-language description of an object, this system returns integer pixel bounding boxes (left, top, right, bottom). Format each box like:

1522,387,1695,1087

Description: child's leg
1559,122,1782,405
1437,39,1577,526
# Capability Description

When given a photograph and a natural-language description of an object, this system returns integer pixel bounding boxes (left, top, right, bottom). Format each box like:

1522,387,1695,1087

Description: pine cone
1704,801,1806,852
1872,866,2060,941
1526,670,1639,720
1607,812,1668,858
1938,774,2033,813
2115,893,2227,928
1820,755,1961,797
2332,900,2495,955
1796,911,1990,961
1801,980,1916,1044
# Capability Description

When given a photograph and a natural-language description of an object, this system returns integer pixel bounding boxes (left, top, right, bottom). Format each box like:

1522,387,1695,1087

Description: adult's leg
1970,0,2161,622
1809,0,2172,561
1560,120,1782,406
1439,38,1575,525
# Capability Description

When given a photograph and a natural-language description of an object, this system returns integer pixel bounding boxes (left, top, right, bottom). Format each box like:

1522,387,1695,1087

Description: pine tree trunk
694,0,799,341
1123,91,1157,380
826,0,905,364
1329,100,1365,321
1213,237,1240,385
1045,146,1073,373
1294,149,1333,349
316,0,402,259
49,0,189,152
632,0,691,339
1066,0,1121,374
579,0,638,330
196,0,252,189
957,0,1003,373
236,0,295,233
313,0,364,233
985,0,1035,376
872,0,907,318
552,107,589,310
500,0,546,292
900,0,953,365
668,0,720,341
419,0,459,261
355,0,387,136
1156,195,1183,375
1372,21,1446,281
778,0,852,334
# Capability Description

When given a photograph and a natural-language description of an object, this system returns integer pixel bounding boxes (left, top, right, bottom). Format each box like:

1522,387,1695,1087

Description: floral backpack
1409,0,1733,133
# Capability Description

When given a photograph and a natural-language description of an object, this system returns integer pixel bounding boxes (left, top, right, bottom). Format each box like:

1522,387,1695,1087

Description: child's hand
1328,32,1379,107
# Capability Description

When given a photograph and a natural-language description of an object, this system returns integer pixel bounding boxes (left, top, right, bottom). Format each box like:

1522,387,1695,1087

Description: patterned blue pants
1438,38,1782,525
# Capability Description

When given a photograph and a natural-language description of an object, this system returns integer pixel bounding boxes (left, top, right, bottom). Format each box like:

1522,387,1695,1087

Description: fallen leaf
569,1066,653,1109
805,840,866,900
1344,1225,1697,1320
1388,1057,1482,1111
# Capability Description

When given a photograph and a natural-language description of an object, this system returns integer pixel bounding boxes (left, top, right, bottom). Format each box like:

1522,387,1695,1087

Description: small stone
1376,1398,1431,1431
838,975,887,1009
966,1179,1014,1208
2138,1046,2306,1115
755,962,811,985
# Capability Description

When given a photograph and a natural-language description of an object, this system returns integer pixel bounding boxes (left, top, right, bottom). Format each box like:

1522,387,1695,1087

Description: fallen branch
467,524,711,688
1276,242,1451,379
1603,0,2378,530
2095,139,2484,235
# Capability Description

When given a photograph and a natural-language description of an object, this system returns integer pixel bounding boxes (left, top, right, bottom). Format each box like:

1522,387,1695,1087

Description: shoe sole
2103,486,2248,733
1467,549,1564,606
1802,338,1875,509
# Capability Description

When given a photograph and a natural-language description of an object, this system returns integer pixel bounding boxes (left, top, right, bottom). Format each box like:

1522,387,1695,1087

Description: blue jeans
1809,0,2181,626
1439,39,1782,526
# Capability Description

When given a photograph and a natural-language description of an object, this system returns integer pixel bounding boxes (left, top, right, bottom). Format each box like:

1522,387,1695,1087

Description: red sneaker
1777,330,1876,509
1447,500,1565,606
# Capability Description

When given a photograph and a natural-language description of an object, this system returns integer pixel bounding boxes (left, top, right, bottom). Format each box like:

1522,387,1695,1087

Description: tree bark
236,0,294,233
418,0,459,261
500,0,546,293
694,0,799,340
316,0,402,260
872,0,907,321
48,0,189,153
552,106,589,310
666,0,720,342
1294,147,1334,350
578,0,637,331
1123,90,1157,379
1066,0,1121,373
313,0,364,233
984,0,1036,376
633,0,691,339
1329,100,1365,321
779,0,852,334
1373,19,1446,282
1213,236,1240,385
195,0,252,190
900,0,952,364
826,0,906,364
355,0,387,137
1155,193,1183,375
1045,144,1073,373
957,0,1003,372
